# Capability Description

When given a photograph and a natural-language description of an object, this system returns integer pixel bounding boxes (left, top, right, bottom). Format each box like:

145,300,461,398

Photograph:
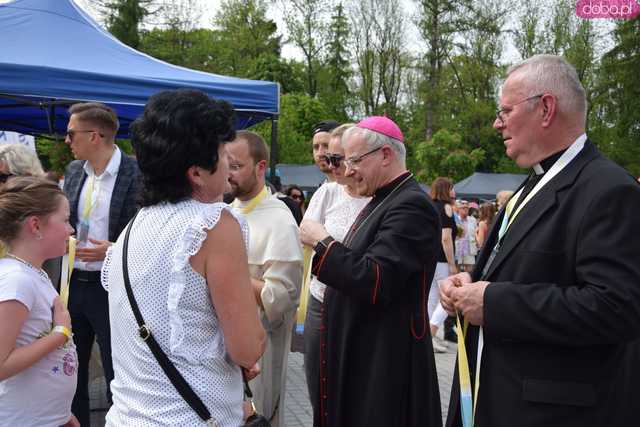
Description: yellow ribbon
59,237,76,308
231,186,268,216
296,246,314,331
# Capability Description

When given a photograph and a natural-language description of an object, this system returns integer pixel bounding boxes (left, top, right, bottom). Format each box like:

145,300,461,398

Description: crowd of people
1,53,639,427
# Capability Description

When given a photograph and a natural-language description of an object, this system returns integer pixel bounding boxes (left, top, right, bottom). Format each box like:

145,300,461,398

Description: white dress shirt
74,147,121,271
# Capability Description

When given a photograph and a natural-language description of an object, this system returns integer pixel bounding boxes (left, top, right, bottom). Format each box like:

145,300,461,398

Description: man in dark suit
63,103,139,426
441,54,640,427
300,116,442,427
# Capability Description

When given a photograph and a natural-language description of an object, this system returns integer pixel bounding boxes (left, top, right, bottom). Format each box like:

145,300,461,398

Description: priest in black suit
441,54,640,427
300,116,442,427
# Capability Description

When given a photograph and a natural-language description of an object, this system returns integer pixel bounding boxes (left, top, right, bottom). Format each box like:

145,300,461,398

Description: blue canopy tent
0,0,280,154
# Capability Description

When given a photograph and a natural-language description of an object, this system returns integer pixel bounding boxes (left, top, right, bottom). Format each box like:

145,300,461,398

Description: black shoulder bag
121,217,270,427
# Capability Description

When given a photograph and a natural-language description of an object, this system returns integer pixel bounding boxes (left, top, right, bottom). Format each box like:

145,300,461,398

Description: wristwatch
314,236,335,254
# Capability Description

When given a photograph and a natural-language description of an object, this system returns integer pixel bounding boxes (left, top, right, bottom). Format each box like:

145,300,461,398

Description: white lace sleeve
167,202,249,356
101,243,115,292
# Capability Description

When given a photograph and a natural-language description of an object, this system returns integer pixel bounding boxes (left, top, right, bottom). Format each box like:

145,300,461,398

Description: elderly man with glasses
440,54,640,427
300,116,442,427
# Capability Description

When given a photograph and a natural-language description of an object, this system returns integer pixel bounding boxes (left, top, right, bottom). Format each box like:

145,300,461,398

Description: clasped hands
439,272,490,326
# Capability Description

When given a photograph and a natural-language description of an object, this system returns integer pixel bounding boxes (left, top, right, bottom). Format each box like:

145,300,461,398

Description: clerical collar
532,149,567,176
374,171,412,199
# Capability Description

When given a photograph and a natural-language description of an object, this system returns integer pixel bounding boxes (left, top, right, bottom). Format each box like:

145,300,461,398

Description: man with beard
311,120,339,182
227,131,303,427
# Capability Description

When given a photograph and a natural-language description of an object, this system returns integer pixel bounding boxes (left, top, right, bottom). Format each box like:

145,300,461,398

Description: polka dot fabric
102,200,249,426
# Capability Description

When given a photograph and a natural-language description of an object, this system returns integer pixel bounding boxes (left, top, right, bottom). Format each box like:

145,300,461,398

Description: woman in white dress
102,89,265,426
0,176,78,427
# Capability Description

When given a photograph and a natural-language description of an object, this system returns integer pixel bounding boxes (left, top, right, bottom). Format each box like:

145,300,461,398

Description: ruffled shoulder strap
168,202,249,359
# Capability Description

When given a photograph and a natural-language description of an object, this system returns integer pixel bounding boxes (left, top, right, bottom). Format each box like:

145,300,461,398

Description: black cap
312,120,339,135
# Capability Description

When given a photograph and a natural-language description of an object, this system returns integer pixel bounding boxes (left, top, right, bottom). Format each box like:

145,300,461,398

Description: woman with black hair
285,184,306,216
102,90,265,426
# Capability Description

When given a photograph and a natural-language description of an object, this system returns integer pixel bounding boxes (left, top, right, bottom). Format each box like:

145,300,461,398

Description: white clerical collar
532,133,587,176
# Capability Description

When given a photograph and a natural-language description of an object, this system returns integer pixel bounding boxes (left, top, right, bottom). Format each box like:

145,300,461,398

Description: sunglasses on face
290,193,304,201
65,129,105,141
0,173,14,183
322,154,345,168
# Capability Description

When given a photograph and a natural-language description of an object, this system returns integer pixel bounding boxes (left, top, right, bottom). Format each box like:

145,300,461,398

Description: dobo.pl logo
576,0,640,18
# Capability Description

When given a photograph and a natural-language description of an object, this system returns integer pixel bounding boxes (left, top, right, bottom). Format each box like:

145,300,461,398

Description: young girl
0,176,78,427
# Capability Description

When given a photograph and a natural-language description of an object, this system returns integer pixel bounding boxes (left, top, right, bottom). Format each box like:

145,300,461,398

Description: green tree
212,0,282,76
283,0,327,97
414,129,485,183
139,28,218,71
104,0,154,48
415,0,468,139
512,0,546,60
249,57,306,94
591,19,640,176
351,0,409,117
251,93,330,165
318,3,352,121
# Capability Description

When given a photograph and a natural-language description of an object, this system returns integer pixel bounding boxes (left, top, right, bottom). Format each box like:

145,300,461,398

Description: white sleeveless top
102,200,248,427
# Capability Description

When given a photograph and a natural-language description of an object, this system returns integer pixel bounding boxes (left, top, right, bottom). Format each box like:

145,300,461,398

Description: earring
35,232,43,240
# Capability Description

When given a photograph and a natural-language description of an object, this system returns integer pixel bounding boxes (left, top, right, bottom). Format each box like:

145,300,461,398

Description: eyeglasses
322,153,344,168
344,146,383,169
495,94,544,125
65,129,104,141
290,193,304,201
0,173,14,183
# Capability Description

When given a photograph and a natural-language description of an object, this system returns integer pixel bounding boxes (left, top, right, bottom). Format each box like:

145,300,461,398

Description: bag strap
121,214,215,425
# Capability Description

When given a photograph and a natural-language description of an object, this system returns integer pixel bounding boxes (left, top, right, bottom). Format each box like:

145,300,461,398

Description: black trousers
69,270,113,427
303,294,322,421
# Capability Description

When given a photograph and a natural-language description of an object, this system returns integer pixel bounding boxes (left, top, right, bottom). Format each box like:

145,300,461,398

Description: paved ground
90,335,456,426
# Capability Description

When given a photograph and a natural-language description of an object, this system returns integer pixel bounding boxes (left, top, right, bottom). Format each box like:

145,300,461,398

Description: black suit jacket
314,175,442,427
63,152,140,243
446,141,640,427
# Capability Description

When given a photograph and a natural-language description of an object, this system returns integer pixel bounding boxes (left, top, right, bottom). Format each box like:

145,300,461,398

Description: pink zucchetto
357,116,404,143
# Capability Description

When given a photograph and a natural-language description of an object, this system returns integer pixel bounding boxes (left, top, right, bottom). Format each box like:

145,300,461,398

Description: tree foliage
414,129,485,183
105,0,151,48
78,0,639,183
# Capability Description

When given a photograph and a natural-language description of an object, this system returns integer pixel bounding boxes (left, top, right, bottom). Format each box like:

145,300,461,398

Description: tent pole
46,103,56,136
270,116,278,181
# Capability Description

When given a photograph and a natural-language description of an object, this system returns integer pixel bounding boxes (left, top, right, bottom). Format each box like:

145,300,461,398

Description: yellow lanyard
231,186,268,215
81,174,96,221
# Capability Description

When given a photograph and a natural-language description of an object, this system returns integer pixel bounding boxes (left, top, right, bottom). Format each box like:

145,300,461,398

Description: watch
314,236,335,253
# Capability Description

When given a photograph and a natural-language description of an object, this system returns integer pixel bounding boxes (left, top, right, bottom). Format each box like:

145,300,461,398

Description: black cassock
312,172,442,427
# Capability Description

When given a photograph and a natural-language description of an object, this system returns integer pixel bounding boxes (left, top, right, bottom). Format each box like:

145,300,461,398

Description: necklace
6,253,51,283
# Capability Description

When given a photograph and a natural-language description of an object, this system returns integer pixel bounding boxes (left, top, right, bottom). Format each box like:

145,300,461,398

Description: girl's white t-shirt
0,258,77,427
